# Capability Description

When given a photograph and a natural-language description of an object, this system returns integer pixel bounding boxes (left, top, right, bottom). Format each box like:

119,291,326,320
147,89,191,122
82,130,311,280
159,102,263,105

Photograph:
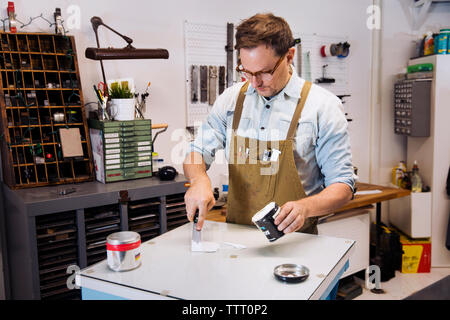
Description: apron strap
232,81,250,131
286,81,312,140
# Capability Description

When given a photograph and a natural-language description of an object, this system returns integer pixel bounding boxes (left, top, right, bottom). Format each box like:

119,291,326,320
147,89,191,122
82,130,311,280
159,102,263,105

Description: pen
93,84,102,103
98,89,104,102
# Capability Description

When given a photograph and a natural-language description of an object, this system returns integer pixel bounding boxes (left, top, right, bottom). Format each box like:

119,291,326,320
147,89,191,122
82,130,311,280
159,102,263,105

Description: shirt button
261,127,265,130
265,105,270,109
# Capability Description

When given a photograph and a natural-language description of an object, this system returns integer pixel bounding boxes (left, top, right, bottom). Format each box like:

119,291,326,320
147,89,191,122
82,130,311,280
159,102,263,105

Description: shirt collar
245,64,304,100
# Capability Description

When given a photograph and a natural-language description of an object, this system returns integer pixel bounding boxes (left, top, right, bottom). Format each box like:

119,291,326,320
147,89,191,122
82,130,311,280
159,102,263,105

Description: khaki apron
226,80,318,234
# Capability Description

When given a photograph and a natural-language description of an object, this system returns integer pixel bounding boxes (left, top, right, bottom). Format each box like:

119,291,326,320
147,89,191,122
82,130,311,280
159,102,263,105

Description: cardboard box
394,227,431,273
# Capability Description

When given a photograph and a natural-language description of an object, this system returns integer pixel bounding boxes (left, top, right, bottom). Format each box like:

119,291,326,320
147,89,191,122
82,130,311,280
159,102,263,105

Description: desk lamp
85,16,169,90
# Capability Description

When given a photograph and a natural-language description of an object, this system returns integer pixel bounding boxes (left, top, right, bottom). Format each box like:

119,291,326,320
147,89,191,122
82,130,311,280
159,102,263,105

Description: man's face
239,44,293,97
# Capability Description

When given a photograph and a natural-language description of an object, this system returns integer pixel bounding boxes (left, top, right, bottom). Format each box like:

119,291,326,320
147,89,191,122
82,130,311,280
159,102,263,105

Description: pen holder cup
110,98,135,121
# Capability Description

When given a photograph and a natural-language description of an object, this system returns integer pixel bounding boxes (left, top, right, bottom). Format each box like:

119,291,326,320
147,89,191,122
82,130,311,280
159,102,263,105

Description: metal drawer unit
166,193,189,232
88,119,153,183
394,79,431,137
2,176,188,299
84,204,120,266
35,211,80,300
128,197,161,242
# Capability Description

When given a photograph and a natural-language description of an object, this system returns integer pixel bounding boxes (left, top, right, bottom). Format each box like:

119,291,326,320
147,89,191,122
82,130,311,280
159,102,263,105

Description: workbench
206,182,411,279
76,220,354,300
1,175,189,300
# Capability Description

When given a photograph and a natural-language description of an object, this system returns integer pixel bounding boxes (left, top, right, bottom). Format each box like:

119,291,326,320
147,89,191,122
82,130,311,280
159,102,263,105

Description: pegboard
184,22,351,129
293,32,350,96
184,21,234,128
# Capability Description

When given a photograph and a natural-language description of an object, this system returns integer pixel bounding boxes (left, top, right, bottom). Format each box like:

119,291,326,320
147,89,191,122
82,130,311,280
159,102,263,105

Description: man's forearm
302,183,353,218
183,152,209,183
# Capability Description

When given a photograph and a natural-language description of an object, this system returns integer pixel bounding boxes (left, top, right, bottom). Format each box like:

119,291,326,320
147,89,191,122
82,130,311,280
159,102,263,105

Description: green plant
108,81,133,99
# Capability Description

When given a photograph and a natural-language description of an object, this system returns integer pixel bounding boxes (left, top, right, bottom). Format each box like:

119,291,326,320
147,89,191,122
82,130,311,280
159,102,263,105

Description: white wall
0,0,374,190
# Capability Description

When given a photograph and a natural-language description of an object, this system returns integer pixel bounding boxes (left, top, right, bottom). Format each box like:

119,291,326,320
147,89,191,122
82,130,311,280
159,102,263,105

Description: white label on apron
105,154,121,159
137,146,151,151
138,161,152,167
105,143,120,149
106,164,120,170
106,159,120,165
105,148,121,154
270,149,281,162
262,150,270,162
137,141,151,146
105,138,120,143
104,133,119,138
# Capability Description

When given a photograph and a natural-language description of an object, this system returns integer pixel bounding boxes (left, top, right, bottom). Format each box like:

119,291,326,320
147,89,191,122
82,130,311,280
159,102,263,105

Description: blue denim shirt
188,66,356,196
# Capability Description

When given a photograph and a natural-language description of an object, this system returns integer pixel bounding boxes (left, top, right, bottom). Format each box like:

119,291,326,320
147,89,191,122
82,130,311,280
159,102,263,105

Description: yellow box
395,228,431,273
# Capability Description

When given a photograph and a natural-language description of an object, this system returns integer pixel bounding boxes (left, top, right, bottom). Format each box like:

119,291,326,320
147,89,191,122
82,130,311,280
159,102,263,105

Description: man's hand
274,200,310,234
184,176,215,231
183,152,215,231
273,183,353,233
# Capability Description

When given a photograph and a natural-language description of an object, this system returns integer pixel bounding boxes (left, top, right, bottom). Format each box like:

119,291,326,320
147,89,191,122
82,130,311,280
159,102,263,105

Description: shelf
0,33,93,187
2,88,79,91
1,50,71,56
7,123,84,128
6,105,82,109
35,210,81,300
413,0,450,7
0,69,76,73
411,0,450,30
0,32,92,189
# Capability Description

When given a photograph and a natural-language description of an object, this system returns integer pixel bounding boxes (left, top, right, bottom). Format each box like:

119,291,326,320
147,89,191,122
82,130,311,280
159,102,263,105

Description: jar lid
274,264,310,283
107,231,140,246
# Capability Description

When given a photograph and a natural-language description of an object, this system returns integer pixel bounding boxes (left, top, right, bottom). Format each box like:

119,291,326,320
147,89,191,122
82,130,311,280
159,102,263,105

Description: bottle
7,2,17,33
152,152,164,173
54,8,64,35
392,161,407,187
413,36,423,58
424,32,435,56
411,160,423,193
436,28,450,55
220,173,229,202
402,171,412,190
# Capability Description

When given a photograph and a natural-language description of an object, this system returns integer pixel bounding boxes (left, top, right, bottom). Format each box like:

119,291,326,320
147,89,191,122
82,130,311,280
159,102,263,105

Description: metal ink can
252,202,284,242
106,231,141,272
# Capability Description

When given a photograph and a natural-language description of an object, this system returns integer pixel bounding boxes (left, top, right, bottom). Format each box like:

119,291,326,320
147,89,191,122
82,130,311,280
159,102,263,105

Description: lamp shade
85,48,169,60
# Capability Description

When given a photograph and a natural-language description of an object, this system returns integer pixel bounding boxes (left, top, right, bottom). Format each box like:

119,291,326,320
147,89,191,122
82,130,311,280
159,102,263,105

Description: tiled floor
353,267,450,300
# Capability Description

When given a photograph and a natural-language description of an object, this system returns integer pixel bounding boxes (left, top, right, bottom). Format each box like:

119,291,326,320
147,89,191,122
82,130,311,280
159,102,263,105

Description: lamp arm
90,16,134,48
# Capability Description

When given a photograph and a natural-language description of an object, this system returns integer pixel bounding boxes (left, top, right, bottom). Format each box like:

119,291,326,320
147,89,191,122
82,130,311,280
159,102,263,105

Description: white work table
76,221,354,300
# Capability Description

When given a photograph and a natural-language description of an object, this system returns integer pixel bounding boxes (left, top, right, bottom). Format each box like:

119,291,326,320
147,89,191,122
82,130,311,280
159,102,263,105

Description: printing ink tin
252,202,284,242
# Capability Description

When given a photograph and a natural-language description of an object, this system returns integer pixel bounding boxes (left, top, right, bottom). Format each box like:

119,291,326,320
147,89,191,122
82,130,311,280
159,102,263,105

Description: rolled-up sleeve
187,91,229,171
315,95,356,192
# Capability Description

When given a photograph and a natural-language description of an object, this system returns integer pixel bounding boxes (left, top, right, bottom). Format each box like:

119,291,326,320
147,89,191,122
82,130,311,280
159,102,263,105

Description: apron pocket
259,161,277,200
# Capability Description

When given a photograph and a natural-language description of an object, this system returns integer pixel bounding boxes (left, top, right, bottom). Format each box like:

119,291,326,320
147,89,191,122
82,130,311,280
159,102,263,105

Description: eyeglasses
236,54,286,82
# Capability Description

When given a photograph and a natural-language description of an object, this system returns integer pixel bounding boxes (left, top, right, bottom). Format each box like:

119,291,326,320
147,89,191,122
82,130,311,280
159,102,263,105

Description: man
184,13,355,235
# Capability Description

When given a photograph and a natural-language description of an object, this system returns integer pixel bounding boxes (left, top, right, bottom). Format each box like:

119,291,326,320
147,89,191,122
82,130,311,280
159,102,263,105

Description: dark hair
235,13,294,57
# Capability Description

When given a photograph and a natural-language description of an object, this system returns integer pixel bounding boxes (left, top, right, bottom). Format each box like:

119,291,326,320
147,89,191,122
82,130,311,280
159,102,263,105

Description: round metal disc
274,264,310,283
